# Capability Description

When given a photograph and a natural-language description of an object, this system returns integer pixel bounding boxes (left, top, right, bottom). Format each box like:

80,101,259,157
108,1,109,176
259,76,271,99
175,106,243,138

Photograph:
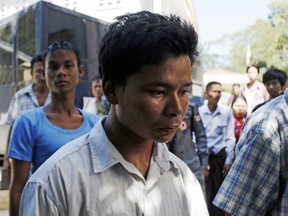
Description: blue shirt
199,104,235,164
8,107,99,172
213,89,288,215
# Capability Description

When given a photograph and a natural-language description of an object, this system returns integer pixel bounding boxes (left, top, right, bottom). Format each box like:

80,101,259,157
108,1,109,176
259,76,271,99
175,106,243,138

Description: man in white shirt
20,11,208,216
83,75,106,116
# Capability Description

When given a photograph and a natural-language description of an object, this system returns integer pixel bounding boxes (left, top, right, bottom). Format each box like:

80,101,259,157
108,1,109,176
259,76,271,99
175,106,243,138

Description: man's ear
78,65,85,78
103,79,118,104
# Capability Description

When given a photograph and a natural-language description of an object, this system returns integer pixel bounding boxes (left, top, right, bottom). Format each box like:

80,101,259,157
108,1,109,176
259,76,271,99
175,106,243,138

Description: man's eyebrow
47,60,57,65
142,81,193,88
183,82,193,87
48,60,74,64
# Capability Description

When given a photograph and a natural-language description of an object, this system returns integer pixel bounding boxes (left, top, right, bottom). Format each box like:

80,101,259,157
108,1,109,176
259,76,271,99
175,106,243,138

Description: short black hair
232,83,240,88
231,95,247,107
98,11,198,87
92,75,101,82
30,53,43,71
206,81,222,92
246,64,259,74
43,40,81,67
263,68,287,87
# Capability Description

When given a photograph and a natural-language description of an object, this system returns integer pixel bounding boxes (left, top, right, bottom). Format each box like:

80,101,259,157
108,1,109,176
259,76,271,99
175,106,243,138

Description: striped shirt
213,89,288,215
5,84,50,125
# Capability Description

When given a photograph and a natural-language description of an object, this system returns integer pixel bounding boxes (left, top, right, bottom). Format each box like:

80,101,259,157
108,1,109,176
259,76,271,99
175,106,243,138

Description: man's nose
56,65,68,76
166,93,186,117
40,69,45,80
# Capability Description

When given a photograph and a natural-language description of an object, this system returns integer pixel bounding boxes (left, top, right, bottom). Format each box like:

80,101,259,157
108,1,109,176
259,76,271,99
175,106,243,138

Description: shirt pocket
215,122,226,136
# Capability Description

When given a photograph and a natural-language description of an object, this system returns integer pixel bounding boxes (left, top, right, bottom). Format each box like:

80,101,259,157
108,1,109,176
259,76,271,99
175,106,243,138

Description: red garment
234,118,245,143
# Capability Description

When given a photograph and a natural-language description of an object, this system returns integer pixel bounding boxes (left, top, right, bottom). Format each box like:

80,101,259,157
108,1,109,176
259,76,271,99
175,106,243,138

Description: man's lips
158,126,179,133
56,80,69,85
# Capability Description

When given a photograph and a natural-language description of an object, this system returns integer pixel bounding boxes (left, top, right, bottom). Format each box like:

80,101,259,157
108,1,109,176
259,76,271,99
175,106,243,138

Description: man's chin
154,136,174,144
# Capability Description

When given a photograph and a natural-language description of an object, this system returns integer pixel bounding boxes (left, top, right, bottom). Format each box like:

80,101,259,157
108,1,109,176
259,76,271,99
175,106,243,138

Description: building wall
0,0,198,31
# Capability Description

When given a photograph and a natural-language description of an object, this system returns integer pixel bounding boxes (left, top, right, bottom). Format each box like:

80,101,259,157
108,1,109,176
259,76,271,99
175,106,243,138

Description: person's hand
222,163,232,176
202,167,210,180
2,155,11,175
224,212,232,216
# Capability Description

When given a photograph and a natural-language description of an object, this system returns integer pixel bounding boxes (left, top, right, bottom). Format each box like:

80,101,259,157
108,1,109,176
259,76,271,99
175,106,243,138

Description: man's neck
208,103,217,114
49,92,76,113
247,79,257,88
33,83,49,106
103,113,153,178
95,96,102,106
33,82,49,94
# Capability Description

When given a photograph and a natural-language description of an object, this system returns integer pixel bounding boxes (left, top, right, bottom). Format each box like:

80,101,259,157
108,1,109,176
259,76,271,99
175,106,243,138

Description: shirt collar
22,83,34,95
24,83,51,105
244,80,261,89
203,103,222,115
284,88,288,104
152,140,179,172
87,117,179,174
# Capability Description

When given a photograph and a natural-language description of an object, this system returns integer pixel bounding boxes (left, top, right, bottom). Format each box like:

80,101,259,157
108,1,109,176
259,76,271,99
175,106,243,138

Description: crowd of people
1,9,288,216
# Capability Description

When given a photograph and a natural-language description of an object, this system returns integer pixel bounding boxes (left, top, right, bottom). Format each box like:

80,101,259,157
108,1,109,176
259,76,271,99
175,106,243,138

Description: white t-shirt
82,97,97,114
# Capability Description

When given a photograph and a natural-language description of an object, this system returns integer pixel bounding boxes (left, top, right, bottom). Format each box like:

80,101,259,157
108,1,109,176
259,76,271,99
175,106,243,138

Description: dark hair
205,81,222,91
232,83,240,88
231,95,247,107
92,75,102,82
30,54,43,71
43,40,81,67
246,64,259,74
263,68,287,87
98,11,198,87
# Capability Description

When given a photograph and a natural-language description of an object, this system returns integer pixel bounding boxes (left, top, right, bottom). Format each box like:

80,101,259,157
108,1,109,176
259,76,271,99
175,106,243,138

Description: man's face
205,84,222,106
31,61,45,85
265,79,283,99
91,79,103,99
247,66,259,81
113,55,192,143
232,85,240,96
45,50,83,94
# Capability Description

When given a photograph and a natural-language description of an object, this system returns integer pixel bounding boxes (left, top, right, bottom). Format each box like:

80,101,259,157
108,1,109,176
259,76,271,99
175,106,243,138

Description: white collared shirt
20,117,208,216
5,83,51,125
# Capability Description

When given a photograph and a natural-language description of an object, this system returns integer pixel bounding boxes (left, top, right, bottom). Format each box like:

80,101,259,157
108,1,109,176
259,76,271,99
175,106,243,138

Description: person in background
8,41,99,216
253,67,287,112
241,64,269,115
227,83,241,107
167,98,208,195
82,75,106,116
2,54,51,188
199,81,235,216
96,95,110,116
19,11,208,216
231,95,247,144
